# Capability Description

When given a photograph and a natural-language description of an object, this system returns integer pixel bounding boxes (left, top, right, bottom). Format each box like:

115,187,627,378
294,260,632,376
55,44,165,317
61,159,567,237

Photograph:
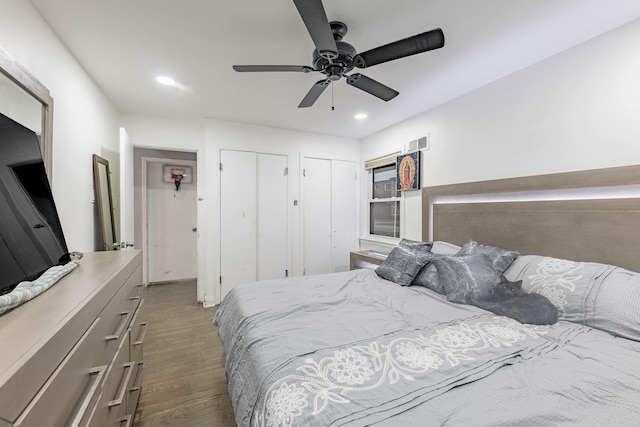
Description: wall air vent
406,134,430,153
417,135,429,150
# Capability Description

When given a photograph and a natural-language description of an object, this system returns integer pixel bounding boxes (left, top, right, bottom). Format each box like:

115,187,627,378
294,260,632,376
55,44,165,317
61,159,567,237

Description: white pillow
505,255,640,341
431,241,461,255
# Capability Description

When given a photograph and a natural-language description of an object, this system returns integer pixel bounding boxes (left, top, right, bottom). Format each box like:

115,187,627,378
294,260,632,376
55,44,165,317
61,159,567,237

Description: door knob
192,227,197,232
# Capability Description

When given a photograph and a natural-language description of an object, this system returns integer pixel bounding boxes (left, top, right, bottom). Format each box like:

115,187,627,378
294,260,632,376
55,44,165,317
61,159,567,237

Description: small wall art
396,152,420,191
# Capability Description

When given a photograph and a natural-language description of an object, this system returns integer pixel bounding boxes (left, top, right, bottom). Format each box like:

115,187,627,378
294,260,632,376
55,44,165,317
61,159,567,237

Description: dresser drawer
129,299,146,364
66,366,107,427
13,319,103,427
90,333,135,427
126,361,144,418
92,269,141,367
126,281,143,314
93,300,132,367
85,396,133,427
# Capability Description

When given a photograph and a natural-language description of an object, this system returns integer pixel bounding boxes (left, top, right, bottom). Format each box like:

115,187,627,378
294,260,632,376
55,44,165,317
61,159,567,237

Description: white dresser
0,250,145,427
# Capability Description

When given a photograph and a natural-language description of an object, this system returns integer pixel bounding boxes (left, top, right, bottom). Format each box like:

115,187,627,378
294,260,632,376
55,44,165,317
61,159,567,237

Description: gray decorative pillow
433,253,502,304
410,241,460,293
458,240,520,273
411,262,443,293
504,255,640,340
375,239,434,286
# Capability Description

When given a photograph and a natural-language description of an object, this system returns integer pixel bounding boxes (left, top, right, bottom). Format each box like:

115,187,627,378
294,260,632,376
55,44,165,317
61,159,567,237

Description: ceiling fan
233,0,445,108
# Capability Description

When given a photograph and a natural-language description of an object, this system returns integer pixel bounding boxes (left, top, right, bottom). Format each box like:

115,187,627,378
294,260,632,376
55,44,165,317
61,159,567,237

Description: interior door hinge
219,275,222,284
303,168,306,177
285,269,289,278
219,163,223,171
284,167,288,176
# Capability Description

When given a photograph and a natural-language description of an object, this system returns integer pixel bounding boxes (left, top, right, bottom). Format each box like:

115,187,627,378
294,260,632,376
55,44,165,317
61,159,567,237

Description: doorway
141,156,198,288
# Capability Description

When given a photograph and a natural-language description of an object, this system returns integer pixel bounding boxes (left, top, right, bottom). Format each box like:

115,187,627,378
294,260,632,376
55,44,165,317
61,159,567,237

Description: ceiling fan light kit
233,0,445,108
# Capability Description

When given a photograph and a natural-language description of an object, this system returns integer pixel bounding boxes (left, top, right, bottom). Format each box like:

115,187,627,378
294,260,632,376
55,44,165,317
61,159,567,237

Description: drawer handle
130,361,144,392
133,322,148,346
108,362,135,408
105,311,130,342
69,365,107,427
129,295,141,301
121,414,133,427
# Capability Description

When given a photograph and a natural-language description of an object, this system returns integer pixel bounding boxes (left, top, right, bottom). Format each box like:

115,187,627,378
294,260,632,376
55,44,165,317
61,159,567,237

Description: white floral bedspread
214,269,640,427
216,270,554,426
255,316,547,427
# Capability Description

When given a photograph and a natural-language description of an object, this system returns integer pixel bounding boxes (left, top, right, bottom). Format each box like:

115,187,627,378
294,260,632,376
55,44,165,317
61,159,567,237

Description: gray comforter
214,269,640,426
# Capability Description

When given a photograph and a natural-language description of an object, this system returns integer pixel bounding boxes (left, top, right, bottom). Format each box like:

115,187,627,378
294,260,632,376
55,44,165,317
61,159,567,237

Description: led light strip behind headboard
422,166,640,271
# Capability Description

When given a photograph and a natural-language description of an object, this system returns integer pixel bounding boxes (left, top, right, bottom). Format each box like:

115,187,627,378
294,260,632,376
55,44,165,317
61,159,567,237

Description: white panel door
147,161,197,283
220,150,257,299
303,158,332,276
257,153,288,280
331,160,357,272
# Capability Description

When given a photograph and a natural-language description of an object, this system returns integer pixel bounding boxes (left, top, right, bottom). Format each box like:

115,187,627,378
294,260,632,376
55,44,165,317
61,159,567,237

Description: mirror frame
93,154,117,251
0,48,54,180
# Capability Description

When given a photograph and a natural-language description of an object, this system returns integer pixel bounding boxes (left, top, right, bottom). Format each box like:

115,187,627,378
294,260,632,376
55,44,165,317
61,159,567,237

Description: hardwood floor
133,281,236,427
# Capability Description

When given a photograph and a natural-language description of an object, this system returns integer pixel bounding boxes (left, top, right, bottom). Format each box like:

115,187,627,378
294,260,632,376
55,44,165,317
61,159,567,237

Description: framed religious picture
396,152,420,191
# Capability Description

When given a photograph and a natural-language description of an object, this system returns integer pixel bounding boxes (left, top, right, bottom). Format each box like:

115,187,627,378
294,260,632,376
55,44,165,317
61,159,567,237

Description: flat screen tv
0,111,70,296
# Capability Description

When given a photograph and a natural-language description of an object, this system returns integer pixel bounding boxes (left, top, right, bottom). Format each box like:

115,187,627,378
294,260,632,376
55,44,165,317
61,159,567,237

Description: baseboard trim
148,278,197,286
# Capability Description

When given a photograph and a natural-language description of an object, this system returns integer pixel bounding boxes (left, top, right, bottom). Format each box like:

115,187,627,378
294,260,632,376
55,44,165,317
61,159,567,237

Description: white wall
360,17,640,246
120,114,359,306
0,0,120,252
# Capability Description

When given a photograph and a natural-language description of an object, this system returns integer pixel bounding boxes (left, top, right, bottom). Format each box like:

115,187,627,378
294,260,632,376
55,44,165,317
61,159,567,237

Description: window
369,163,400,238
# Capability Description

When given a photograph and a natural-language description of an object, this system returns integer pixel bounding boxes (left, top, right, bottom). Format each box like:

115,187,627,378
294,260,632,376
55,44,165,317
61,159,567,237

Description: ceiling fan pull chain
331,82,335,111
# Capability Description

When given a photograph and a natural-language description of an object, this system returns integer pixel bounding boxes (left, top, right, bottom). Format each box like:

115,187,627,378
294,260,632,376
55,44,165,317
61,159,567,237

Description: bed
214,165,640,426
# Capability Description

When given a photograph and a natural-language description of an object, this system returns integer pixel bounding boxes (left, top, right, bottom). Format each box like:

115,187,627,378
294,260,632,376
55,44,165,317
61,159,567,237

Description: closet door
331,160,357,272
303,158,357,275
220,150,257,299
257,153,288,280
220,150,288,300
302,158,332,276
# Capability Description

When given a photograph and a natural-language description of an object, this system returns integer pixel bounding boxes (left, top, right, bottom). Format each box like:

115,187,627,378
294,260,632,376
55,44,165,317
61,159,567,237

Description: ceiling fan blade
354,28,444,68
292,0,338,59
346,73,399,101
233,65,315,73
298,79,331,108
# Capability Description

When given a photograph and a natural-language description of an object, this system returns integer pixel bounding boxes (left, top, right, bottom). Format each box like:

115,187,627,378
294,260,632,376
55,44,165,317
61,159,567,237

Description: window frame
367,160,402,241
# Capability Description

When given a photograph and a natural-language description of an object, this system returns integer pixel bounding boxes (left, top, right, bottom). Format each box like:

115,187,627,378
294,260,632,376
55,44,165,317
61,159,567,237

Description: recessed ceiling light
156,76,176,86
354,113,367,120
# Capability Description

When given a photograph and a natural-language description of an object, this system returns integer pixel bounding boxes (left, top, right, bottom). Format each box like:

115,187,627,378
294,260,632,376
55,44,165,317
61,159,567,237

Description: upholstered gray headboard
422,166,640,272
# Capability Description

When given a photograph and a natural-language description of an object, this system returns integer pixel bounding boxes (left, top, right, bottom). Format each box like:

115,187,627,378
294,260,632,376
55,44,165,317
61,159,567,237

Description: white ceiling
29,0,640,139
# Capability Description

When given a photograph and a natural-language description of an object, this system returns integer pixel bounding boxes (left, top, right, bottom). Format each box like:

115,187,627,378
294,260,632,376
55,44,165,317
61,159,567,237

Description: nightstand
350,250,388,270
